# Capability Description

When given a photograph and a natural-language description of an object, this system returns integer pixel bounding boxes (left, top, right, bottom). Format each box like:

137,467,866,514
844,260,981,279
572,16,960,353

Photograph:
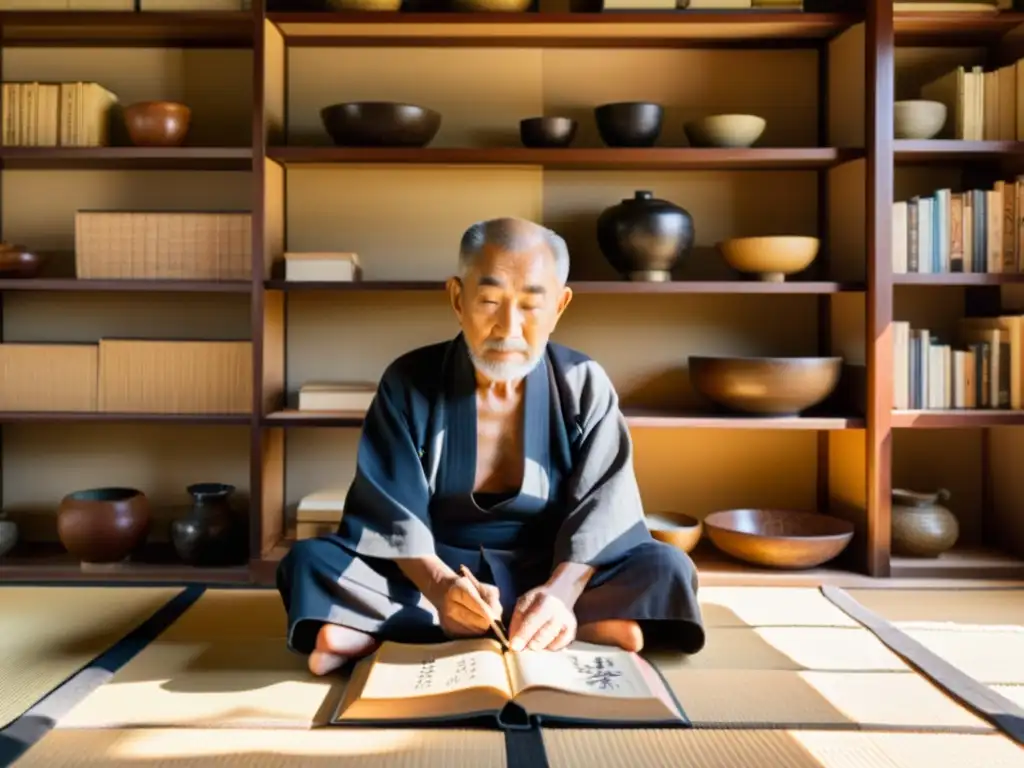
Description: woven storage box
75,211,252,280
0,343,98,412
98,339,252,414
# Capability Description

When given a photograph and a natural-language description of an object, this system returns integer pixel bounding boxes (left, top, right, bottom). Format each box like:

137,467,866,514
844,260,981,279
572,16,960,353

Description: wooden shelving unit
2,1,1023,587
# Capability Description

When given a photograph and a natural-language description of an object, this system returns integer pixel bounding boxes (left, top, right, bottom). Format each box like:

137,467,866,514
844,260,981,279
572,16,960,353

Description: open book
330,638,687,729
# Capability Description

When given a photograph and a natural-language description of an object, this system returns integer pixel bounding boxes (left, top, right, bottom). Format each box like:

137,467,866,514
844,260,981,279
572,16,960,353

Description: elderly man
277,218,705,676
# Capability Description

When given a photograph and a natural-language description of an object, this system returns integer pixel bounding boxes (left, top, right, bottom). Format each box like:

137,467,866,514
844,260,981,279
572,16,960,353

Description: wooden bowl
0,245,43,278
894,100,946,140
688,356,843,416
684,114,766,148
124,101,191,147
320,102,441,147
704,508,854,569
717,236,820,282
57,487,151,564
646,512,702,553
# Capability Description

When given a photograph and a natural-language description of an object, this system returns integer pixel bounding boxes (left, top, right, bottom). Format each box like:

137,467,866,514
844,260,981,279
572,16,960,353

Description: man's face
449,242,572,382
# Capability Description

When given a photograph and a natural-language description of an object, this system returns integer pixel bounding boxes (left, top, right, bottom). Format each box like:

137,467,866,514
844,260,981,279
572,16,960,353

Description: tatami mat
13,728,507,767
543,729,1024,768
0,586,183,730
845,588,1024,627
55,589,335,730
697,587,861,628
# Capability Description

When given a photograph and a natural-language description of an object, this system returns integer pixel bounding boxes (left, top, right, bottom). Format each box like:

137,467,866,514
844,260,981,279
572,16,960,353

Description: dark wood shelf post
867,0,895,578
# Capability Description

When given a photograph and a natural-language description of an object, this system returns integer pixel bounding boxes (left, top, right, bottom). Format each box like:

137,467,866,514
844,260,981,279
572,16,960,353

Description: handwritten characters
569,653,623,691
445,655,478,688
413,657,437,692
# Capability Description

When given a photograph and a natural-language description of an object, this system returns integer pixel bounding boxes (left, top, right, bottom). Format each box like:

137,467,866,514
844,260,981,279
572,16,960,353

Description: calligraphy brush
459,564,511,650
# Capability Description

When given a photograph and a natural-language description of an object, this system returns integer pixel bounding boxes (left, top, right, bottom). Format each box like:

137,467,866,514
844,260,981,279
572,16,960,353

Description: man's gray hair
458,217,570,285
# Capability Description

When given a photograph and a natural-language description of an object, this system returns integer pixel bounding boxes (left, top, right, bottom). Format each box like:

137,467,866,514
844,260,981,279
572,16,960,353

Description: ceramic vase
596,190,694,282
891,488,959,558
172,483,237,566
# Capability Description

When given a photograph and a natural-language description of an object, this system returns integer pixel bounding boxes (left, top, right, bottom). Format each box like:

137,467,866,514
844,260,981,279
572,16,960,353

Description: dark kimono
277,334,705,656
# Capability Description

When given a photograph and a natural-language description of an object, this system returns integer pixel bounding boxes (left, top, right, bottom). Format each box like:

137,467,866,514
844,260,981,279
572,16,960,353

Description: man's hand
437,574,502,639
508,587,577,651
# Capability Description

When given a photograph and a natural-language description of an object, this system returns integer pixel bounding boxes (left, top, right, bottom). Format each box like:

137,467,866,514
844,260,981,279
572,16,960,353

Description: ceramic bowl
717,235,821,282
684,114,766,148
595,102,663,147
0,245,44,278
57,487,151,564
321,102,442,147
124,101,191,147
688,356,843,416
703,508,855,569
519,116,577,148
894,100,947,140
646,512,702,553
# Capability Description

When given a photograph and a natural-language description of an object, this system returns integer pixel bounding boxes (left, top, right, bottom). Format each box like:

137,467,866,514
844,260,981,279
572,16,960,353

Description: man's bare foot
577,619,644,652
307,624,379,676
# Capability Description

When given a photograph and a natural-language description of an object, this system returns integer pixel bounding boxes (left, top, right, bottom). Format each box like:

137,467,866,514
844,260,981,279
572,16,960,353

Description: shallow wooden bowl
688,356,842,416
0,246,43,278
704,508,854,569
717,236,820,282
646,512,702,553
320,101,441,147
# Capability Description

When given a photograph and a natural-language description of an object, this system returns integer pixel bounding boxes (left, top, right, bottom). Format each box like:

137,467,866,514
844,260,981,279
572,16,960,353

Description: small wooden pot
124,101,191,147
57,487,151,564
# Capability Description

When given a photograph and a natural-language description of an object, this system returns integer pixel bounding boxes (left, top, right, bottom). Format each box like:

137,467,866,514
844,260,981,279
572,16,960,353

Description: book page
509,648,654,699
358,639,511,700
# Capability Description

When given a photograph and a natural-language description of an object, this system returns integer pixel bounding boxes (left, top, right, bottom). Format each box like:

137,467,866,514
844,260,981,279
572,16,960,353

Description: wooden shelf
894,11,1024,48
0,412,251,425
0,279,252,293
264,408,862,430
0,11,254,48
0,543,251,584
265,279,863,294
267,11,861,49
266,146,857,171
894,140,1024,163
893,273,1024,286
889,547,1024,580
891,410,1024,428
0,147,253,171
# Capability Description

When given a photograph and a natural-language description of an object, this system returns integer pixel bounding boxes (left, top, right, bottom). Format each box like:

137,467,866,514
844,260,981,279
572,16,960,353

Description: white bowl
894,100,947,140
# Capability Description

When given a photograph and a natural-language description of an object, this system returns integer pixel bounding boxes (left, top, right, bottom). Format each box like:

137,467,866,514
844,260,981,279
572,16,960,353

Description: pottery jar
890,488,959,558
56,487,151,563
596,190,694,282
171,483,238,566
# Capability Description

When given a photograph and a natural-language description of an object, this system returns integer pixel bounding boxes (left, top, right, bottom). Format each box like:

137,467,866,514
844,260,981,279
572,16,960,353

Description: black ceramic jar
596,190,694,282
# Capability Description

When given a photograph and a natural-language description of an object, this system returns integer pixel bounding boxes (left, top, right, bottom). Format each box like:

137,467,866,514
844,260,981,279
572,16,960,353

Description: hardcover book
330,638,688,730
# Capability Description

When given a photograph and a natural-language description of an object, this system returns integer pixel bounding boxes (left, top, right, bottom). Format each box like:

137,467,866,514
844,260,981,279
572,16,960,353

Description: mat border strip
0,584,207,767
820,585,1024,747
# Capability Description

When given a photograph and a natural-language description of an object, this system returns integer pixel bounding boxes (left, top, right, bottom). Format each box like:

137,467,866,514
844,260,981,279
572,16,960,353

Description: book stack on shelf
918,61,1024,141
1,82,118,147
892,316,1019,410
891,181,1020,274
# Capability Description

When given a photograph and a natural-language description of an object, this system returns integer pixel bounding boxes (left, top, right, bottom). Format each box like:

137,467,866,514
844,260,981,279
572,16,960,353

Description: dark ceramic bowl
320,101,442,147
519,116,577,148
595,102,663,147
0,246,44,278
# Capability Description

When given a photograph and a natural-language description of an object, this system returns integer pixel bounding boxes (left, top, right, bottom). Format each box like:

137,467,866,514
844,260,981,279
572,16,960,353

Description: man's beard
468,338,542,382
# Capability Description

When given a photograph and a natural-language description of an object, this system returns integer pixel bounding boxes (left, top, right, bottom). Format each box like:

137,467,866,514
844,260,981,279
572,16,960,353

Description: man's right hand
437,574,502,639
